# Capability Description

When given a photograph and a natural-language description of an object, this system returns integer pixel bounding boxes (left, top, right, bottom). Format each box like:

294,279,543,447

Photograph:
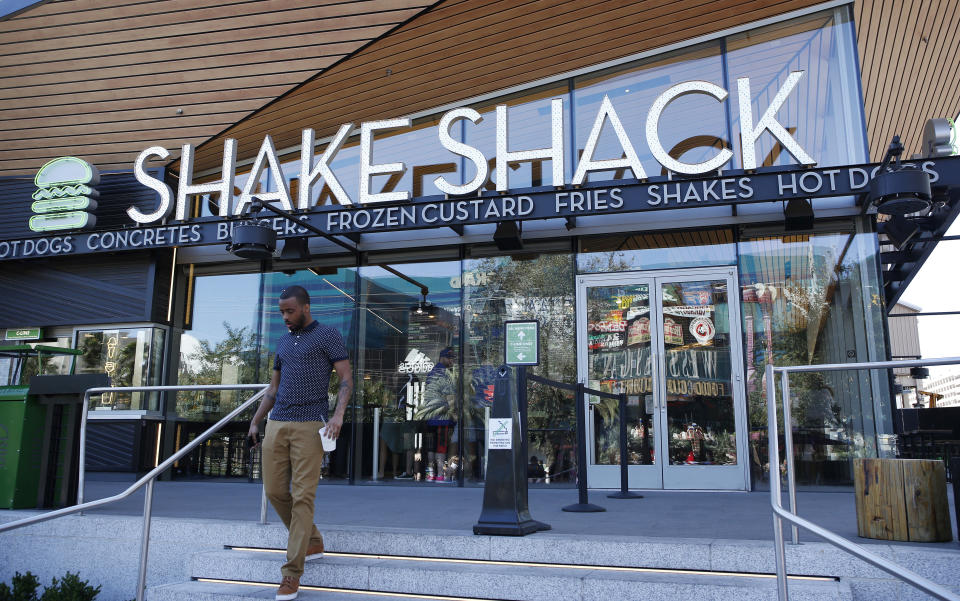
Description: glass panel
578,228,736,273
573,43,726,183
586,283,654,466
357,261,460,483
77,327,163,411
739,230,889,487
466,85,572,191
262,268,358,481
177,273,263,422
725,9,866,171
464,253,576,486
660,279,738,466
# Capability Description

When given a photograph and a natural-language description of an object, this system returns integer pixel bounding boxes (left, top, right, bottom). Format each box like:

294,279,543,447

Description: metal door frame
576,266,750,491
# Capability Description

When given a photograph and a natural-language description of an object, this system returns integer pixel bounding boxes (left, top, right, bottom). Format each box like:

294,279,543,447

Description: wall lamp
226,200,357,260
493,220,523,251
869,136,932,216
783,198,814,231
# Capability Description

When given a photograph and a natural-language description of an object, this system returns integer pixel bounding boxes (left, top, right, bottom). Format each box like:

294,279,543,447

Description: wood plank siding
183,0,831,175
0,0,436,176
855,0,960,160
2,0,958,178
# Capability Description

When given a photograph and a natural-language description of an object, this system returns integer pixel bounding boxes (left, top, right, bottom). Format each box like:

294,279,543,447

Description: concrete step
158,548,852,601
149,580,449,601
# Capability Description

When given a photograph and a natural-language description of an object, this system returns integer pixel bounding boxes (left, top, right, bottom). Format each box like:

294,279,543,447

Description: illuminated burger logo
30,156,99,232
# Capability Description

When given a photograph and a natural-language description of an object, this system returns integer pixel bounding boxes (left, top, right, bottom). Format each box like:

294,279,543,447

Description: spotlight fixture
227,221,276,260
493,220,523,251
910,366,929,380
783,198,814,231
877,215,920,250
278,236,310,261
870,136,932,216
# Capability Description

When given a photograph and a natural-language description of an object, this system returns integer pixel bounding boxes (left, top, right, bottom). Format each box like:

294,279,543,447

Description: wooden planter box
854,458,952,542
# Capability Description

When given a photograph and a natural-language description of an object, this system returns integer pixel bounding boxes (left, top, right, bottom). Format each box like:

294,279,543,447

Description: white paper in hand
318,425,337,452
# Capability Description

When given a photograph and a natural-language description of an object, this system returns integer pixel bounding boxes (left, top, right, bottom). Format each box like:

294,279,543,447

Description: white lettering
178,139,237,220
573,95,647,184
497,98,564,191
299,125,354,208
737,72,815,170
435,108,488,196
236,135,293,215
647,81,733,174
129,146,174,224
360,118,411,204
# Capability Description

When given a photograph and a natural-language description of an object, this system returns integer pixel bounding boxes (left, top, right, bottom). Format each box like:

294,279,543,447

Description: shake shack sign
1,71,957,261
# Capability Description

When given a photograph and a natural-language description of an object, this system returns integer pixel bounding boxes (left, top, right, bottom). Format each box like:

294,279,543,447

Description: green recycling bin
0,385,46,509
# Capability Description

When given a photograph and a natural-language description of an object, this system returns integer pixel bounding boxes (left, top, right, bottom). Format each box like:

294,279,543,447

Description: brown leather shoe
306,539,324,560
275,575,299,600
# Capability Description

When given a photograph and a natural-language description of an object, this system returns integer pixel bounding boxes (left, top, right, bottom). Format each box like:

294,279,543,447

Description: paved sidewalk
45,476,957,549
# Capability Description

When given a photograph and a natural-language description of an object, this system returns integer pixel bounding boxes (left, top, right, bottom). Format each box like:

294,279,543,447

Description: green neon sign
30,157,99,233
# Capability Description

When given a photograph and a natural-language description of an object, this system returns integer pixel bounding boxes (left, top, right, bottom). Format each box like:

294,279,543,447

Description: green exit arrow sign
505,320,539,366
5,327,41,341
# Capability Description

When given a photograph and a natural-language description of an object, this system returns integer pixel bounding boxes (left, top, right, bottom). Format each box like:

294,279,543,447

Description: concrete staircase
148,528,855,601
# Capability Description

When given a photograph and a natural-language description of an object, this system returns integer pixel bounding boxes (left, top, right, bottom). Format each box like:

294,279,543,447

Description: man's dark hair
279,285,310,306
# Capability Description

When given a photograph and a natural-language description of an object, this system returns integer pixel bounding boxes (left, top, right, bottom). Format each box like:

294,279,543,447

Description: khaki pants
262,419,326,578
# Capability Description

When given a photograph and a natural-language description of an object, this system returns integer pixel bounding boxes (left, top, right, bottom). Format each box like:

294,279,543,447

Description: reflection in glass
464,253,576,485
78,327,164,411
573,43,726,182
586,283,654,467
578,228,736,274
660,279,737,466
739,230,888,487
725,9,865,170
356,262,460,483
177,273,262,422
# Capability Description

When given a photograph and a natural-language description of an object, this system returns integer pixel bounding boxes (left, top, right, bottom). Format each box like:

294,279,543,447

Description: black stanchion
608,392,643,500
562,382,605,512
474,366,551,535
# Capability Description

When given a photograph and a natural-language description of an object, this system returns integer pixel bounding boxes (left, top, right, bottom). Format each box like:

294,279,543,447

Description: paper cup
319,426,337,452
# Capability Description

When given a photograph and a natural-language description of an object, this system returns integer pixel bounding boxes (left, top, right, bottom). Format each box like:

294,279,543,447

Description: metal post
563,383,605,512
135,478,155,601
767,364,789,601
372,407,380,481
609,393,642,499
260,481,268,525
780,370,799,545
518,366,529,480
77,389,92,514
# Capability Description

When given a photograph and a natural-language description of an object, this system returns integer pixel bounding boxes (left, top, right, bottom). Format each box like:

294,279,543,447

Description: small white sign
487,418,512,450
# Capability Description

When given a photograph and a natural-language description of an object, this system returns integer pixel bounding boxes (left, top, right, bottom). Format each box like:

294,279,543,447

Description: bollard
474,366,550,535
608,393,643,499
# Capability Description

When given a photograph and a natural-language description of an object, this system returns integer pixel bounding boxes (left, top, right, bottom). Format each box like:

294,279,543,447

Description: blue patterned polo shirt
270,320,349,422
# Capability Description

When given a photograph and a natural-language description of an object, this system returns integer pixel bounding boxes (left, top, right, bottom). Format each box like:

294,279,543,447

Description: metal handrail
0,383,268,601
766,358,960,601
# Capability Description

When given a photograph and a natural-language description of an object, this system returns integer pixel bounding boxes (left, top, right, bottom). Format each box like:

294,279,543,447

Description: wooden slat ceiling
0,0,436,176
180,0,960,176
182,0,830,175
856,0,960,160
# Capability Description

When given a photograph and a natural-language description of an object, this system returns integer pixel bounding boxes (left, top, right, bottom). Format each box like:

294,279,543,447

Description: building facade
2,0,959,491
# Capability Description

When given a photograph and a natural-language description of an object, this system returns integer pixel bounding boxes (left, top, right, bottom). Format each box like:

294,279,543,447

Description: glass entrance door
577,268,749,490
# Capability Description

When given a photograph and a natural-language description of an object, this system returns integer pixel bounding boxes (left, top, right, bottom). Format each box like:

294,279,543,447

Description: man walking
248,285,353,600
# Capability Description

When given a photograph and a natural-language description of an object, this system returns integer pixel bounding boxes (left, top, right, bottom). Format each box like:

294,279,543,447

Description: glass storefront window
464,253,577,485
578,228,737,273
261,268,358,481
77,326,165,411
739,227,888,487
356,261,461,483
177,273,263,421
